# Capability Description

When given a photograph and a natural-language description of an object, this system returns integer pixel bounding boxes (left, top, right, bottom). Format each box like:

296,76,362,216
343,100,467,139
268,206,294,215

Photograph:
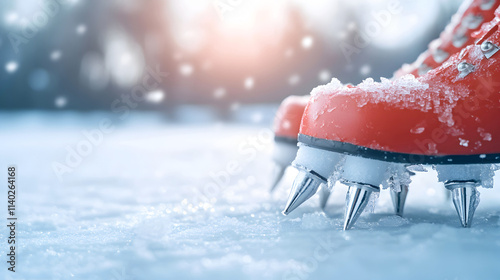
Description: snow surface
2,112,500,280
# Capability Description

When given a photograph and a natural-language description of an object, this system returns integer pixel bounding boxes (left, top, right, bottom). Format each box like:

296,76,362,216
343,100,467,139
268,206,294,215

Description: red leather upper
301,20,500,156
273,95,309,139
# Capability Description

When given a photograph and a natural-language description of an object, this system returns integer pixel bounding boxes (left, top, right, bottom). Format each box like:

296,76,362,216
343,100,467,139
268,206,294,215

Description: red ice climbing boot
284,11,500,230
275,0,500,214
395,0,500,78
270,95,332,208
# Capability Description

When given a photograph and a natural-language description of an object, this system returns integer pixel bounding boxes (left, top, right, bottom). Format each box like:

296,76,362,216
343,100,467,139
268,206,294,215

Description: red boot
395,0,500,77
269,97,307,185
285,10,500,229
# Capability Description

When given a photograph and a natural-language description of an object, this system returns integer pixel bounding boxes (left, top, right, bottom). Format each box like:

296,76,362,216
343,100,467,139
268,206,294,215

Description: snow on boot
286,11,500,229
395,0,500,78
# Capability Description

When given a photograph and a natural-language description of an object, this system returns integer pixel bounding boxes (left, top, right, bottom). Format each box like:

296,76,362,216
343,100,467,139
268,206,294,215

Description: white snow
310,78,343,96
2,112,500,279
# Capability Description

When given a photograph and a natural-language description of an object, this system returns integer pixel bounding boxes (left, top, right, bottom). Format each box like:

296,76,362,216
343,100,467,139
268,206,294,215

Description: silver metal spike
343,182,380,230
282,169,325,215
318,185,331,210
445,181,480,228
390,184,409,217
481,41,499,59
269,164,287,193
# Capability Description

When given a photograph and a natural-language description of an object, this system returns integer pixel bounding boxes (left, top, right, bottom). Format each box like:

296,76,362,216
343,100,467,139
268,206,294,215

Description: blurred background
1,0,463,120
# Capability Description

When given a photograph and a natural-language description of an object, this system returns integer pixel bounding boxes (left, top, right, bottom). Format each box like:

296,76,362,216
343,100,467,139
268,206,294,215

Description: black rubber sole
298,134,500,165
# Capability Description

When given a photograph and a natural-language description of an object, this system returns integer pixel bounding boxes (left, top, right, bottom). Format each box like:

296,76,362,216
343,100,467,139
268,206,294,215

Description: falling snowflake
50,50,62,61
145,90,165,103
179,63,194,76
55,96,67,108
288,74,300,86
5,61,18,73
4,12,18,25
301,36,313,49
360,64,371,76
244,77,254,90
213,88,226,99
318,70,331,82
76,24,87,35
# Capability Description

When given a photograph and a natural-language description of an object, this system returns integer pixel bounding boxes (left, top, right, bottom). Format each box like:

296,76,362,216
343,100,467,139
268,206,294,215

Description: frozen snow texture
2,112,500,280
300,212,334,230
310,78,343,96
307,73,480,129
381,164,412,192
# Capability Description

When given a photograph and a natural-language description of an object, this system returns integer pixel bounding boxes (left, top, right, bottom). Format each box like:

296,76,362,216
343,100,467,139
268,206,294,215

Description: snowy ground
1,112,500,280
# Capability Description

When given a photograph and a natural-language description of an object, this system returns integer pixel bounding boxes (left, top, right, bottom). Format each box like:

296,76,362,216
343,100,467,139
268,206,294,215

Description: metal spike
282,170,324,215
445,181,479,228
343,182,379,230
319,185,331,210
390,184,409,217
269,164,286,193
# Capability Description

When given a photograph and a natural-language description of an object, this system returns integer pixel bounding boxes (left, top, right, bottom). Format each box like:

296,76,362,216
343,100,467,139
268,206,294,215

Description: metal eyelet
480,40,499,59
457,62,475,78
432,48,449,63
